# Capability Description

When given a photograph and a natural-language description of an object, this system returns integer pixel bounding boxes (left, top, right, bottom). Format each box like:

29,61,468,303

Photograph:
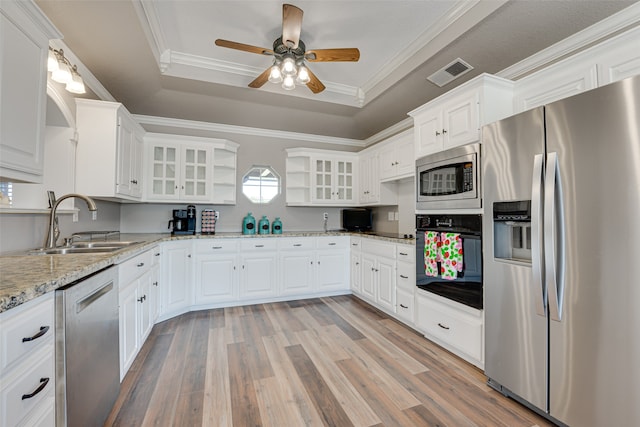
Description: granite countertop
0,231,414,313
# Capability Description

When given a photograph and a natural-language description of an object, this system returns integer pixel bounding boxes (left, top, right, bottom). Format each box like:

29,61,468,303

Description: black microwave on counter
341,208,372,232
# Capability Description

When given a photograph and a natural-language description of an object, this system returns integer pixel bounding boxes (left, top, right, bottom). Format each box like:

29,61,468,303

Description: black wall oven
416,214,483,309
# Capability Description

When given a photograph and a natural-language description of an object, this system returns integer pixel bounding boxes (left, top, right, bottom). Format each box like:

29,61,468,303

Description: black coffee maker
169,205,196,235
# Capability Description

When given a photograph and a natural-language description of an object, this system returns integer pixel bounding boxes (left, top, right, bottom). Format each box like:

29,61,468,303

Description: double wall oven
415,214,483,310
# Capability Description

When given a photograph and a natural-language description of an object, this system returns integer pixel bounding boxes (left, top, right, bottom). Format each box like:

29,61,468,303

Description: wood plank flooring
105,296,555,427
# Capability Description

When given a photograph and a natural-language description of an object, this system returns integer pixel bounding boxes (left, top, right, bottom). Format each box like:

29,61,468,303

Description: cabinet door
443,92,479,149
316,249,349,292
313,159,333,202
149,265,160,322
182,146,210,200
195,253,238,304
240,253,277,299
395,135,415,177
119,281,138,379
161,242,192,315
350,252,362,294
280,251,315,295
334,160,355,202
138,271,154,342
149,144,180,199
116,116,134,196
378,144,397,181
130,131,144,198
376,257,396,313
361,255,377,302
414,110,443,157
360,153,379,203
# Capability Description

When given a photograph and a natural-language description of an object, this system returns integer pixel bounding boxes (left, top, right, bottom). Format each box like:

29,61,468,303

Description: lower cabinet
0,293,55,427
160,240,193,318
360,239,397,313
194,240,239,306
395,244,416,325
316,237,350,292
349,237,362,295
279,238,315,296
240,239,278,300
416,290,484,368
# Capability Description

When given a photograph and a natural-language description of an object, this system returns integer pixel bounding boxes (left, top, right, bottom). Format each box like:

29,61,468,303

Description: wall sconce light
47,47,86,94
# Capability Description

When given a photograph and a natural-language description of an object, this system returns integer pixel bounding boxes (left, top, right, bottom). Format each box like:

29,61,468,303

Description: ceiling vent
427,58,474,87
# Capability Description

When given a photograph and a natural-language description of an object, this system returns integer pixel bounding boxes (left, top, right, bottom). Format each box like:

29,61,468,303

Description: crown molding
11,0,62,39
497,2,640,80
363,117,413,147
133,114,366,148
131,0,167,64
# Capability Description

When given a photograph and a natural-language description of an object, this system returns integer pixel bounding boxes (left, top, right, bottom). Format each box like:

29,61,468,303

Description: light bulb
51,60,72,84
66,66,86,94
296,64,310,84
282,75,295,90
47,49,59,73
268,64,282,84
281,57,296,76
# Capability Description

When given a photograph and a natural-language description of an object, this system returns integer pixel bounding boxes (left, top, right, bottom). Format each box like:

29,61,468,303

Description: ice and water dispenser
493,201,532,262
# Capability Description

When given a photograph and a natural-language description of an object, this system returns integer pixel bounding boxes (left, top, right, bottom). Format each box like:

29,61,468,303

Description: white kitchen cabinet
409,74,513,158
350,237,362,295
395,244,416,325
75,99,146,200
194,239,239,306
378,129,414,182
315,237,350,293
118,248,155,379
160,240,193,319
360,239,397,313
0,1,60,184
285,148,358,206
416,290,484,368
0,293,55,427
239,239,277,300
146,133,238,204
279,238,315,296
358,149,398,206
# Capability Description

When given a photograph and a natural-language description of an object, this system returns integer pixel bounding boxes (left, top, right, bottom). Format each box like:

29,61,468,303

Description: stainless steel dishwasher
55,266,119,427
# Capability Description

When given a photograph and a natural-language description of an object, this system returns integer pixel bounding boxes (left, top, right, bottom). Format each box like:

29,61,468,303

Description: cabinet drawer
316,236,348,249
350,237,361,250
396,288,415,325
396,245,414,263
195,239,239,253
240,238,277,251
362,240,396,258
396,261,416,291
417,295,482,362
151,245,162,266
277,238,314,251
119,249,153,285
0,294,54,374
1,343,55,427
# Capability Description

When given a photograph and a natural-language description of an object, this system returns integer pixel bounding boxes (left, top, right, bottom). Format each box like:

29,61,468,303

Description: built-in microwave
416,143,481,210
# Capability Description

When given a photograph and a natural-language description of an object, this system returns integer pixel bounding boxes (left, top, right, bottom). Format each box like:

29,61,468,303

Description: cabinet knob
188,254,192,258
442,129,447,134
153,281,158,286
435,131,441,136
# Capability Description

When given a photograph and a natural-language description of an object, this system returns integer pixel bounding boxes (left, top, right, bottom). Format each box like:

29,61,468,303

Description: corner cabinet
285,148,358,206
409,74,513,158
0,1,61,183
145,133,238,204
75,99,146,201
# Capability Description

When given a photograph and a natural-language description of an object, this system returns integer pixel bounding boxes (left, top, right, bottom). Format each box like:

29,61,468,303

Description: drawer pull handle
293,244,302,247
399,252,408,256
400,274,408,279
438,323,450,330
22,377,49,400
22,326,50,342
155,253,160,257
137,262,145,267
400,304,408,309
212,246,223,249
328,242,336,246
153,281,158,287
255,244,264,248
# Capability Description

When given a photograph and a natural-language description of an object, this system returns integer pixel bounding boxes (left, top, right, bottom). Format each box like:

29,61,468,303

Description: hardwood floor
105,296,554,427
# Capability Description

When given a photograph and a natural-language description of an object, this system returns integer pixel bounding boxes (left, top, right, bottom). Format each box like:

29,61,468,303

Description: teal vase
258,215,270,235
272,217,282,234
242,212,256,235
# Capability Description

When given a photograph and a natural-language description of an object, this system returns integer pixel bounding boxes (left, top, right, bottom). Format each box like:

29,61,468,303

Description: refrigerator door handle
544,152,566,321
531,153,547,316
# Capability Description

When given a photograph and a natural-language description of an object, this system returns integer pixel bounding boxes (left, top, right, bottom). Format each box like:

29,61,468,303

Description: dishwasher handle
76,282,114,314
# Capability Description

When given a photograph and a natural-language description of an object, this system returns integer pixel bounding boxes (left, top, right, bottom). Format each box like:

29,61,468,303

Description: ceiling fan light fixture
281,56,297,76
296,64,310,84
282,75,296,90
268,64,283,84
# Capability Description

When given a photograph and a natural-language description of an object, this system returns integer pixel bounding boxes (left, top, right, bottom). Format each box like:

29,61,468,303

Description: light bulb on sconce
47,47,86,94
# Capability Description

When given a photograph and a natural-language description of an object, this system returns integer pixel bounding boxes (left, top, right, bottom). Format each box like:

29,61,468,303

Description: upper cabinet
145,133,238,204
409,74,514,158
378,128,414,182
0,1,61,183
285,148,358,206
75,99,146,201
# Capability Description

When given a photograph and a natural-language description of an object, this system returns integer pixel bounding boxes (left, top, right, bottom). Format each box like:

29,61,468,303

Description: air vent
427,58,474,87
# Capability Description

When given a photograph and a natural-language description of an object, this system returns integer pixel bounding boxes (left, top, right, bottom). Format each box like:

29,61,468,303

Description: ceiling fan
215,3,360,94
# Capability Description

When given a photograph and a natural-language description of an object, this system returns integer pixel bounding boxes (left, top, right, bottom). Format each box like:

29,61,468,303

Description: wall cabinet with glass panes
144,133,238,203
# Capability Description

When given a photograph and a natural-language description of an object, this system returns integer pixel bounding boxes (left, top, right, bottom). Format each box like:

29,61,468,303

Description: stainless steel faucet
44,192,98,249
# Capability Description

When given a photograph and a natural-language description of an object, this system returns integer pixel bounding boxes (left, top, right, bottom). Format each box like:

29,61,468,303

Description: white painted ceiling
36,0,635,140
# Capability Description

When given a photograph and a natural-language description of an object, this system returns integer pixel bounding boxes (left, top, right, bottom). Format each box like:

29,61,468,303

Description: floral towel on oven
439,232,463,280
424,231,440,277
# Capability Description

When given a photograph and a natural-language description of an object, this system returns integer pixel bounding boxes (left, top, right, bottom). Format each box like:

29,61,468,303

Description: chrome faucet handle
53,217,60,244
63,237,73,247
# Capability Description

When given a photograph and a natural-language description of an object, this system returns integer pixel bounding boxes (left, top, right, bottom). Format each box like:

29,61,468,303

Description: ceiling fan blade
305,67,326,94
248,67,272,89
215,39,273,56
305,48,360,62
282,4,303,49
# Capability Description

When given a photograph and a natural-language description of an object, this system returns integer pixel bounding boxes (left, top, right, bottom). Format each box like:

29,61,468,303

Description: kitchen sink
27,241,141,255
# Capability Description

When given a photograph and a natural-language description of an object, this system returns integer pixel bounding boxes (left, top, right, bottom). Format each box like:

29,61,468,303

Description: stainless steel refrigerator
482,74,640,427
